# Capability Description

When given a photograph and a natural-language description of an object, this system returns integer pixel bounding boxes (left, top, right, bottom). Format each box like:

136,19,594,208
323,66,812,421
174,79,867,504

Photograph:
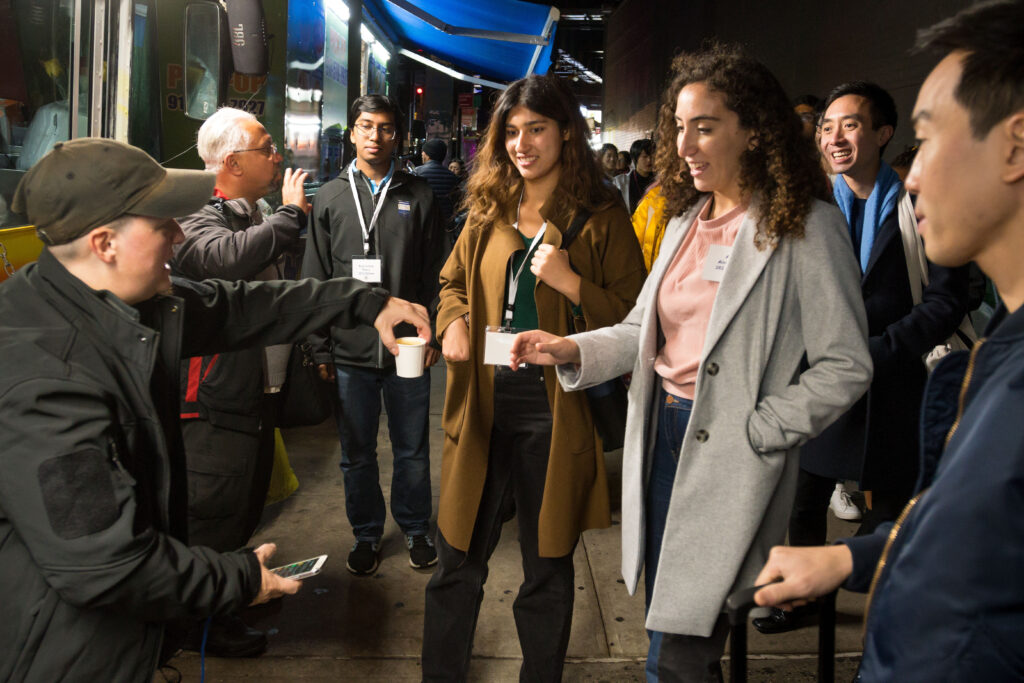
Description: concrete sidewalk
165,363,864,682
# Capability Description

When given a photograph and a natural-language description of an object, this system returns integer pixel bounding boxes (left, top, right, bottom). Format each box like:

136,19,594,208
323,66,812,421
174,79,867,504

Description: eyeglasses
232,142,278,157
353,122,397,140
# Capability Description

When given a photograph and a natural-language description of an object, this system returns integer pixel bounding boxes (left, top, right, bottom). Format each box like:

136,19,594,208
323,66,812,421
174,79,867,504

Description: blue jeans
645,389,692,683
334,364,432,541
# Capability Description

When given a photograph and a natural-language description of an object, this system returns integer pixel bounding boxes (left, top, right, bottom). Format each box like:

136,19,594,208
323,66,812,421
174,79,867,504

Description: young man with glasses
168,106,311,657
304,94,445,575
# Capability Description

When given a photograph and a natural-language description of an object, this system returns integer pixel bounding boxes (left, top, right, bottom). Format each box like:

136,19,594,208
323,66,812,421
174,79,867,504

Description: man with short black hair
755,2,1024,678
305,94,445,575
613,138,655,214
756,78,972,635
0,138,430,680
414,137,460,241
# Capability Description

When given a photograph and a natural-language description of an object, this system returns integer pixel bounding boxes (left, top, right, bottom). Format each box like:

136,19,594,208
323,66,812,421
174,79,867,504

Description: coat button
137,334,148,343
170,305,179,313
695,429,709,442
706,362,719,376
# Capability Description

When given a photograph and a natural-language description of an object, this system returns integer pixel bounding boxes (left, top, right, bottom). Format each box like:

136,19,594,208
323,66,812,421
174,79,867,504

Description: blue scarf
833,161,902,272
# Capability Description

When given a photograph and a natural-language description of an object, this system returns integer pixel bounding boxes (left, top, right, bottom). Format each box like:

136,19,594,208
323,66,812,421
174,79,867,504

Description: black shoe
184,615,267,658
407,534,437,569
347,539,381,575
752,603,819,635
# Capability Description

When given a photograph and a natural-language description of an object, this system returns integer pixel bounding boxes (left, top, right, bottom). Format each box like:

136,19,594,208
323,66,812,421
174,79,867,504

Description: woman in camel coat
420,76,645,682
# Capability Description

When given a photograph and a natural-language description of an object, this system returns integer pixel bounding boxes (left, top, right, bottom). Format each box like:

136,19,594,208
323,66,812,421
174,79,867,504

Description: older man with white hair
169,106,311,657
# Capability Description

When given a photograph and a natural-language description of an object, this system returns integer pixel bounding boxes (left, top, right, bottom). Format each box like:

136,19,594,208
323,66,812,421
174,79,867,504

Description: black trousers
422,365,576,682
657,615,730,683
184,395,278,551
789,467,916,546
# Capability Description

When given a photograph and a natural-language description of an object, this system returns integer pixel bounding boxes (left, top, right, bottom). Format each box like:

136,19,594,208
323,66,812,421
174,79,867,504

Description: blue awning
364,0,559,86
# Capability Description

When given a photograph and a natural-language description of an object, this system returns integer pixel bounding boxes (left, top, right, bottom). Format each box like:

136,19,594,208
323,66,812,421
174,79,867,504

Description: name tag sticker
701,244,732,283
484,327,517,366
352,256,383,283
397,199,411,216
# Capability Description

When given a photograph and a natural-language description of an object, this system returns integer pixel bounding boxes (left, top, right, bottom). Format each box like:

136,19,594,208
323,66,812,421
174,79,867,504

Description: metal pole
346,0,363,166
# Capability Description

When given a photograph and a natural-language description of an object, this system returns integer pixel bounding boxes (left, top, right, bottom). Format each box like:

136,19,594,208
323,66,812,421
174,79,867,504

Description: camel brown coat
436,193,646,557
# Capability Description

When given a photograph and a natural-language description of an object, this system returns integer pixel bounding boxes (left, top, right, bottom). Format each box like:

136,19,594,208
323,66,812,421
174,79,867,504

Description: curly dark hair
655,44,829,248
461,76,617,230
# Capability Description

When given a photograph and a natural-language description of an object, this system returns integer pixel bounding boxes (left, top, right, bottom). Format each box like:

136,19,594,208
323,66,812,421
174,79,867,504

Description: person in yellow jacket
631,181,667,271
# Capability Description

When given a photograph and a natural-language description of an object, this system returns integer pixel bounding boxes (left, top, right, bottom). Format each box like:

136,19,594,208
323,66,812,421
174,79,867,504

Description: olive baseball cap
12,138,215,246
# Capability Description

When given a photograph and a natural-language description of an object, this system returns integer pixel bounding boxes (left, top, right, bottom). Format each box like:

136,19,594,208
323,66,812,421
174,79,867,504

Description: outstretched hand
250,543,302,606
510,329,580,369
752,545,853,611
373,297,432,356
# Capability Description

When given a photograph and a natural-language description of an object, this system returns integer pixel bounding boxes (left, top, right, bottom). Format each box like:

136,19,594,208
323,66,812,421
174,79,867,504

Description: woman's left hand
531,244,581,305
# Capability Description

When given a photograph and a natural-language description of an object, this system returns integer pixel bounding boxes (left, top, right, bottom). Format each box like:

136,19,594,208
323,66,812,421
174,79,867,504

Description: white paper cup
395,337,427,378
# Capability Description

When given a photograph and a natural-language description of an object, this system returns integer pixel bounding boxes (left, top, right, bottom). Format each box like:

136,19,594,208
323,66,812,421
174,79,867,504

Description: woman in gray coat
512,45,872,682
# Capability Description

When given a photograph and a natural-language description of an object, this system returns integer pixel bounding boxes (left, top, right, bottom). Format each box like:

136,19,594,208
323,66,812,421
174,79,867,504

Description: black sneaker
183,615,267,658
346,540,380,575
407,534,437,569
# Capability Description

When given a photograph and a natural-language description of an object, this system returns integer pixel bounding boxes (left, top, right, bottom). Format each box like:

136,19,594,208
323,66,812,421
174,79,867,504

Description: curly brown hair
655,44,829,248
461,75,617,230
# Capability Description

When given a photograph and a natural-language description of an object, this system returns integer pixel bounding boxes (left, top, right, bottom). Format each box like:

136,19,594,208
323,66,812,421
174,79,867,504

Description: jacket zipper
862,338,985,634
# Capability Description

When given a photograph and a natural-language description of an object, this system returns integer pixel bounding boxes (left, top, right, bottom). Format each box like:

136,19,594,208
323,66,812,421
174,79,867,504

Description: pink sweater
654,201,748,399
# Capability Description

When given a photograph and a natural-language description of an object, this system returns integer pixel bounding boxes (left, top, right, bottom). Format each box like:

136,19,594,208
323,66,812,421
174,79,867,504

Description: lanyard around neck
348,163,393,253
505,189,547,325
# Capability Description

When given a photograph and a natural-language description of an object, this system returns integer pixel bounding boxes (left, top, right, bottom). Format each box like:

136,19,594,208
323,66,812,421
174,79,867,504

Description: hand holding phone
270,554,328,580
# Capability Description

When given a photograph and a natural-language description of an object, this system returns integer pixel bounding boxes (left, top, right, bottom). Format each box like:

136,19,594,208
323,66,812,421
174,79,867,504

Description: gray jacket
559,196,872,636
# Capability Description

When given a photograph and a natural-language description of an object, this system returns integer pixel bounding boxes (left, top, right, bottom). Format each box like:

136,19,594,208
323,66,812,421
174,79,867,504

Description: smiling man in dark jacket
0,138,430,681
755,1,1024,679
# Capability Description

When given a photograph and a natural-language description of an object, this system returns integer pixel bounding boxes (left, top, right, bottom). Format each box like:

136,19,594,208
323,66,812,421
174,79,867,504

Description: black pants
184,395,277,551
422,365,576,682
657,615,730,683
789,468,916,546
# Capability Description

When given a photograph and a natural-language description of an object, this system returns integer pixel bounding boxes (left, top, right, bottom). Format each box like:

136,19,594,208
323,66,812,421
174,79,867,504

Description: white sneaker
829,482,862,521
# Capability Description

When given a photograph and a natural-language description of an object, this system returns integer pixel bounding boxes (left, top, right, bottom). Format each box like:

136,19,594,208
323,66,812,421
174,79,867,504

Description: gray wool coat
558,196,872,637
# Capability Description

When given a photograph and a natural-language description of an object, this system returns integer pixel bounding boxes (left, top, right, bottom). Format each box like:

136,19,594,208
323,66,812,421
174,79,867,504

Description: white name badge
701,244,732,283
484,326,518,366
352,256,383,283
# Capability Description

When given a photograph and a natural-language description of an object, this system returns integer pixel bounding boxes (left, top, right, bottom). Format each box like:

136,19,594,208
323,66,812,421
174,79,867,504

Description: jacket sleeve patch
38,450,119,540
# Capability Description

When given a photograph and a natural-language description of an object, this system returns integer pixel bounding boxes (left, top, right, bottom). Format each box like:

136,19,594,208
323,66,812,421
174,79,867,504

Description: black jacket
171,198,304,426
801,206,970,487
303,165,444,368
0,250,387,681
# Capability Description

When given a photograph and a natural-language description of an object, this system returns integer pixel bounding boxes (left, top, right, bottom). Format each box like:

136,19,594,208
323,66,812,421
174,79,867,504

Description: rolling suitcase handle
725,584,837,683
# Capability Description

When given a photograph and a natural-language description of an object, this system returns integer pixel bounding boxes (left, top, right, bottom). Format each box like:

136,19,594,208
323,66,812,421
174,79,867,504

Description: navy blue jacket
801,202,970,488
413,160,460,226
842,304,1024,681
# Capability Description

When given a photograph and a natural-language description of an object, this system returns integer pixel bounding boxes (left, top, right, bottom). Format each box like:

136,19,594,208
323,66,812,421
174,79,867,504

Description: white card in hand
484,328,517,366
701,244,732,282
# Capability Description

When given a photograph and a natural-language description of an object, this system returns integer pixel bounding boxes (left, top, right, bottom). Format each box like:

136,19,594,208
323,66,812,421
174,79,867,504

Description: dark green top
510,231,540,330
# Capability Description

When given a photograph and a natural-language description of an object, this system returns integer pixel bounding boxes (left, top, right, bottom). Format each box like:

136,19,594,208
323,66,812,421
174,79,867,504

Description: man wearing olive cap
0,138,431,680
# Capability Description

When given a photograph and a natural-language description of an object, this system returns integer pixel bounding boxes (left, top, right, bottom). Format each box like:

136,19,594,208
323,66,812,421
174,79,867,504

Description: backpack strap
560,208,593,251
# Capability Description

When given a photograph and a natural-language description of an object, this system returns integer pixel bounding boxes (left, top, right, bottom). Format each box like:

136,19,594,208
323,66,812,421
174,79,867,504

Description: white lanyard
348,163,393,253
505,189,547,325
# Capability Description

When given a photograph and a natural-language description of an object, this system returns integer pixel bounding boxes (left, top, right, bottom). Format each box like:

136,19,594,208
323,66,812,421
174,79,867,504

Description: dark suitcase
725,586,837,683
